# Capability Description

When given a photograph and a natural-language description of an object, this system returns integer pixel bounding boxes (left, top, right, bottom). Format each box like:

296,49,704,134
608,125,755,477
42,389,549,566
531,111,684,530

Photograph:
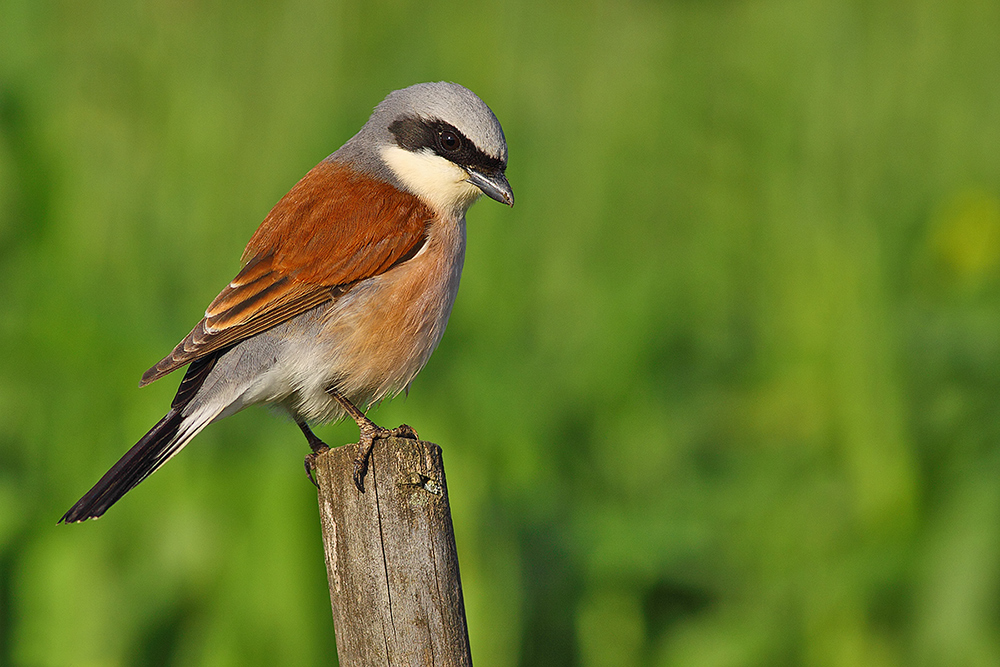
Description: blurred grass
3,0,1000,665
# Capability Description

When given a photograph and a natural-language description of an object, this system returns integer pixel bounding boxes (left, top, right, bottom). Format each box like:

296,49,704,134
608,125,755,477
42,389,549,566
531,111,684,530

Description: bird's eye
439,130,461,152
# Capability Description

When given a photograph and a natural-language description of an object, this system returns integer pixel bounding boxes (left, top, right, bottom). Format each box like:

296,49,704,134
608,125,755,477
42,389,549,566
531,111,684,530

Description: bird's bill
466,169,514,207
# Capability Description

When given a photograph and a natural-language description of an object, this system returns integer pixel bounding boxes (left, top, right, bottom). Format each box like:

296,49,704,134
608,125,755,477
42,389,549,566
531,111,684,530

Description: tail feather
60,410,187,523
61,355,223,523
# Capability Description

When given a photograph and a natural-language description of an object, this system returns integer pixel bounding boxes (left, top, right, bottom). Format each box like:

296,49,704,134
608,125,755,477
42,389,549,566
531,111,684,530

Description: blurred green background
2,0,1000,665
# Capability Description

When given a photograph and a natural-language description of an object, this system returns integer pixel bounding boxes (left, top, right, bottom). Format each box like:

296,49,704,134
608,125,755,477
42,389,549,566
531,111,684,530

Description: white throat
380,145,483,215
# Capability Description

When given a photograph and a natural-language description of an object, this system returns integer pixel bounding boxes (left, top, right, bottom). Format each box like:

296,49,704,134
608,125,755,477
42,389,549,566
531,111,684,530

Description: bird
60,82,513,523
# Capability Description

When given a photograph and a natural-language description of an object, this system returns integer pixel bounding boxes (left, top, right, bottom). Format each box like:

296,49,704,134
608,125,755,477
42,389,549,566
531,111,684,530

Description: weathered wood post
314,437,473,666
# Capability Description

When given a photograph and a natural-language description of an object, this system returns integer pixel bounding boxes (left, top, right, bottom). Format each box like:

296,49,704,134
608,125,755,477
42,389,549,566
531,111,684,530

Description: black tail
60,355,220,523
59,410,185,523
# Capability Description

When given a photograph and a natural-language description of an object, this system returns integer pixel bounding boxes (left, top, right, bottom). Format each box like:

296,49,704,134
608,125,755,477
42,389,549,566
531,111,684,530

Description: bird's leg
297,420,330,489
325,388,418,492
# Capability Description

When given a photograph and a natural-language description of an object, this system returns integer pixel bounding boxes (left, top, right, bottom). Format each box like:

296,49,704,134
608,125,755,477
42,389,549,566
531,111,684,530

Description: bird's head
338,82,513,215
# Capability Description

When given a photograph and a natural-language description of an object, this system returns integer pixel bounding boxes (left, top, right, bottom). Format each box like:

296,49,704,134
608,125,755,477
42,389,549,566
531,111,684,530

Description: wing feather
140,160,432,386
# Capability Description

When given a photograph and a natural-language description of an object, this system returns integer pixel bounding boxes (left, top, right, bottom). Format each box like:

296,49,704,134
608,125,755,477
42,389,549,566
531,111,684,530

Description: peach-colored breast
290,211,467,422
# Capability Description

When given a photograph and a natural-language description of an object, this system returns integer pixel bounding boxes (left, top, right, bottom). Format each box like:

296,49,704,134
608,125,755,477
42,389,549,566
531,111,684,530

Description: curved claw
351,424,420,492
352,451,370,492
392,424,419,440
304,448,329,489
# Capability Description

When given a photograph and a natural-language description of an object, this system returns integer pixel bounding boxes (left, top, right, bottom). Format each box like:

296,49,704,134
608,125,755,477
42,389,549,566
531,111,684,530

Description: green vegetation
3,0,1000,664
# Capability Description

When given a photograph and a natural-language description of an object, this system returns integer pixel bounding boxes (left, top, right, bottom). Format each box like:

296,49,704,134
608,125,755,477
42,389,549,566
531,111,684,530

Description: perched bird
60,82,513,523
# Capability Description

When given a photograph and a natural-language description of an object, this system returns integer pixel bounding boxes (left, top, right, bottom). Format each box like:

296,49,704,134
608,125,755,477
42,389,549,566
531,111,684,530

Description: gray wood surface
315,437,473,667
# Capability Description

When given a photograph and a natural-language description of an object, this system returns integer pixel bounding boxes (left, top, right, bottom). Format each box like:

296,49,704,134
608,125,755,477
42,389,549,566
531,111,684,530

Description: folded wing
141,160,432,386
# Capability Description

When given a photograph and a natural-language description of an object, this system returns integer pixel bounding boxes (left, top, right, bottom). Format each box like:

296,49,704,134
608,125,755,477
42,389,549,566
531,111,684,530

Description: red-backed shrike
61,82,513,523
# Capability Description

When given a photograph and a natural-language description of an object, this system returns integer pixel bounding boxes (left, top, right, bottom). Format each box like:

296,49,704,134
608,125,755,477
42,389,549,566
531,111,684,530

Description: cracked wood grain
315,437,473,667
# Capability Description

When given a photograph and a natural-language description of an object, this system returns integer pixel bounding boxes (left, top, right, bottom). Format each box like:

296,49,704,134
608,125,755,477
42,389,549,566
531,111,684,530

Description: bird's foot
303,447,330,489
323,386,420,493
297,420,331,489
352,422,419,493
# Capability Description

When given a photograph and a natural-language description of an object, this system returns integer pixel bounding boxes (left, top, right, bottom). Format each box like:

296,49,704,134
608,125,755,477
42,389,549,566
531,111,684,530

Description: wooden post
314,437,473,667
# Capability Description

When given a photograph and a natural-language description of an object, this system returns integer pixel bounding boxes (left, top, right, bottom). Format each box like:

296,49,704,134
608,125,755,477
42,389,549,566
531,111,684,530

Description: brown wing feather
140,160,432,386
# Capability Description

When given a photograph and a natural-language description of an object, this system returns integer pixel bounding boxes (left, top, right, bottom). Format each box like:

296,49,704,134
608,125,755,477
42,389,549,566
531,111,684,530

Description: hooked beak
466,169,514,207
